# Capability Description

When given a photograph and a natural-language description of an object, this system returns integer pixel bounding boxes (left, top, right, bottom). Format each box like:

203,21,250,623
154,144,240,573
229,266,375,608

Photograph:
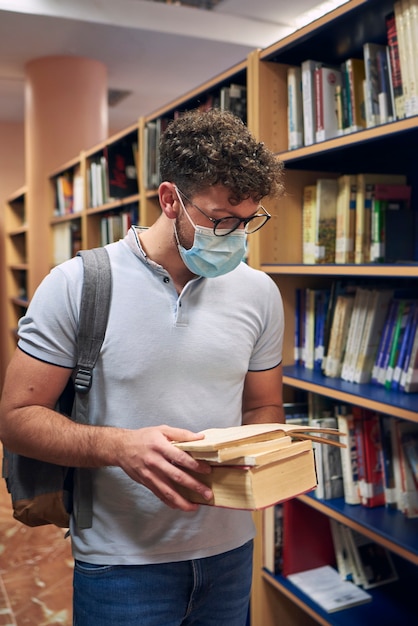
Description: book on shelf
174,423,344,510
302,184,317,264
281,498,336,577
314,65,342,142
336,405,360,505
386,9,405,120
324,292,355,378
341,287,372,383
353,288,394,384
379,415,399,509
303,288,316,369
383,299,412,389
314,289,330,371
294,288,305,365
370,183,412,263
345,57,366,131
52,221,82,266
287,66,304,150
220,83,247,122
54,172,74,216
401,305,418,391
314,178,338,264
301,59,322,146
287,565,372,613
335,174,356,264
385,300,417,389
353,408,385,508
384,206,417,263
310,415,344,500
107,137,138,199
354,173,407,264
363,42,393,126
344,527,398,589
396,0,418,117
321,280,344,374
330,520,353,581
395,420,418,517
371,297,399,385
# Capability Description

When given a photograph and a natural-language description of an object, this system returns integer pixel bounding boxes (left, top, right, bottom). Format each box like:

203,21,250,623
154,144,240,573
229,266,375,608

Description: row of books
87,137,138,208
143,82,247,190
99,205,138,246
302,174,416,266
266,498,397,613
295,283,418,392
53,171,84,216
52,221,82,266
312,403,418,519
287,0,418,150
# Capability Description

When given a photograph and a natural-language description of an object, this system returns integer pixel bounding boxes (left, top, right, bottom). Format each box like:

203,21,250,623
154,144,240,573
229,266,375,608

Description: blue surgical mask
174,192,247,278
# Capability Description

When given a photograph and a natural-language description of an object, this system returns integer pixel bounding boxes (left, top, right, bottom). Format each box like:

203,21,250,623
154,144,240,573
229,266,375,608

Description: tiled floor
0,450,73,625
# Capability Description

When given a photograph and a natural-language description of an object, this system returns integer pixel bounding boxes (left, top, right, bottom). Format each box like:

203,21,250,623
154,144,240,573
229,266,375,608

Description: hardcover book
314,178,338,264
175,424,344,510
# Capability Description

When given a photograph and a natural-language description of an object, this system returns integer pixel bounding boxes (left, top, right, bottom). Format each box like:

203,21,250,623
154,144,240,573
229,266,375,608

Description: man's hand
117,425,213,511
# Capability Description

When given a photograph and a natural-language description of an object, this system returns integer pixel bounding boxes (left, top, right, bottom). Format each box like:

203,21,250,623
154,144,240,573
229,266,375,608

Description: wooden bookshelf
4,186,28,360
248,0,418,624
2,2,417,622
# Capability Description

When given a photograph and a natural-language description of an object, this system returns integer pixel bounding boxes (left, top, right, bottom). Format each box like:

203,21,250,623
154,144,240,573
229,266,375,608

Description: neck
137,217,196,292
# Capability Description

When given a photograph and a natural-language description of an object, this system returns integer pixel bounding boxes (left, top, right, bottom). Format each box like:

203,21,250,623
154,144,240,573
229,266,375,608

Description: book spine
384,299,408,388
336,408,360,505
400,303,418,389
378,415,398,508
301,60,319,146
386,9,405,119
302,185,317,264
371,298,398,385
287,66,304,150
361,411,385,507
314,178,338,264
392,301,416,390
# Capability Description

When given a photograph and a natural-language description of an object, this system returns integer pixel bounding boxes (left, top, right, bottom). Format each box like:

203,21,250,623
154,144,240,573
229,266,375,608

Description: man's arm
0,348,213,511
242,363,285,425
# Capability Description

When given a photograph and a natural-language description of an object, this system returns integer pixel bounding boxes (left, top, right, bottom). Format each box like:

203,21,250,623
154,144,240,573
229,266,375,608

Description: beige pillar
25,56,108,296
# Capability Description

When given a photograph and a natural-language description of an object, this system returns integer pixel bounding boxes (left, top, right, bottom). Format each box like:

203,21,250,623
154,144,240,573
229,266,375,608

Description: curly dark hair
159,108,284,204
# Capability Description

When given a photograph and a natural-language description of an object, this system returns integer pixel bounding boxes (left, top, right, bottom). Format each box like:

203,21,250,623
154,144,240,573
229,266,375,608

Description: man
0,108,285,625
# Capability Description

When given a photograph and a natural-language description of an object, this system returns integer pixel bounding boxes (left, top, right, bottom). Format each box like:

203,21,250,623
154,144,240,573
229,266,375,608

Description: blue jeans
73,540,253,625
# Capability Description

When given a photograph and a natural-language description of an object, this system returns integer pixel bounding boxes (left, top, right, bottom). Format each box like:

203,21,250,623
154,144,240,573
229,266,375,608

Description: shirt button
163,276,170,283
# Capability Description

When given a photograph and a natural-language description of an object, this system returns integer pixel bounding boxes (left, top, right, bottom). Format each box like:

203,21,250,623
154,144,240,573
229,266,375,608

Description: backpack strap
72,247,112,529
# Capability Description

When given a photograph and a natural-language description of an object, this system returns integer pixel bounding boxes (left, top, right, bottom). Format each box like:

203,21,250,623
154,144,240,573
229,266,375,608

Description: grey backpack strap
73,247,112,529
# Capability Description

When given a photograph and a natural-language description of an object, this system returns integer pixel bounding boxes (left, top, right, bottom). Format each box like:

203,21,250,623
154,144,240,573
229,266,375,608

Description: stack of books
174,423,344,510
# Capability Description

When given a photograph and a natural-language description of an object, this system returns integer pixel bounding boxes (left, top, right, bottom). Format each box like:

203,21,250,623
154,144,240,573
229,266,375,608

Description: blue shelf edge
263,563,418,626
301,494,418,559
282,364,418,415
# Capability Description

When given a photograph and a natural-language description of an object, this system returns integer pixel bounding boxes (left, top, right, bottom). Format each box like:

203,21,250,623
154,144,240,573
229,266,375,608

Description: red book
282,498,336,576
361,410,385,507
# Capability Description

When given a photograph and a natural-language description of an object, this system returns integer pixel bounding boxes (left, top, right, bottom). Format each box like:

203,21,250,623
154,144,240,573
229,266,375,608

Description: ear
159,182,180,219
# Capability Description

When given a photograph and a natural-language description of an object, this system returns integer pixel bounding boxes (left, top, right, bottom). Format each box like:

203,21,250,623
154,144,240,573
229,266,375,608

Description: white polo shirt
18,227,284,564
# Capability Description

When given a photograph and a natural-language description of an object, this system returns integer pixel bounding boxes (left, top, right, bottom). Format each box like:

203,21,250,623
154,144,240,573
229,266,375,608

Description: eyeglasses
176,188,271,237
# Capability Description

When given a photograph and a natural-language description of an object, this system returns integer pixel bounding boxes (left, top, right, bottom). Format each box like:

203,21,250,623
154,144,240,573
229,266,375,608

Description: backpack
2,247,112,530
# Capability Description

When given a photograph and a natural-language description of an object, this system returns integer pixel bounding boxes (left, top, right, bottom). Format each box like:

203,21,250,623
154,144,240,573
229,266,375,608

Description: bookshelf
139,59,248,231
2,1,417,621
248,1,418,624
49,123,143,261
4,186,28,360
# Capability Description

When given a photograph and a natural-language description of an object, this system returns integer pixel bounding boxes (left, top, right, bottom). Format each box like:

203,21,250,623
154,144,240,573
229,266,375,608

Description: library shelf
262,556,418,626
282,365,418,423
